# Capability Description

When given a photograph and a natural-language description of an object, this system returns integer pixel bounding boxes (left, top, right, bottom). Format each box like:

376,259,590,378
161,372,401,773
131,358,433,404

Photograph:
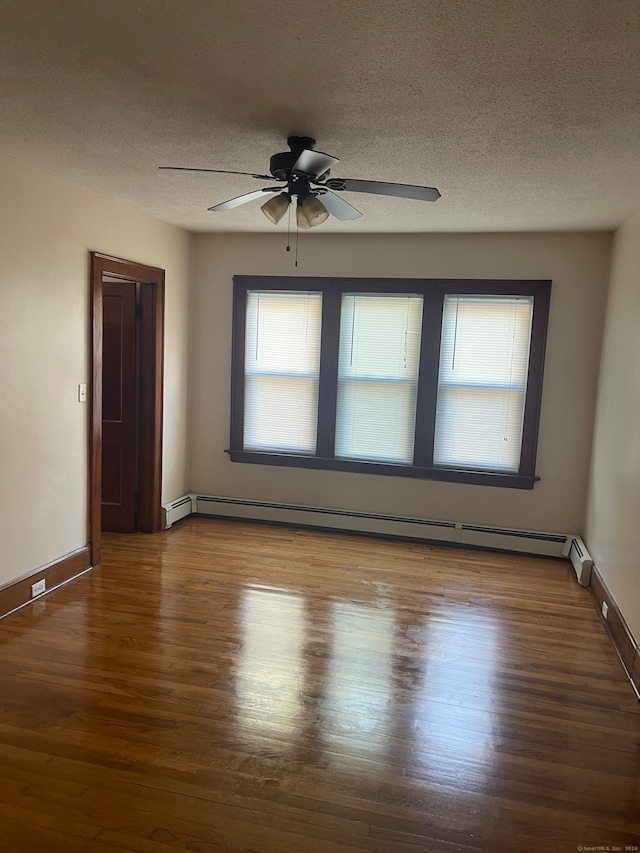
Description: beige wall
190,231,611,535
0,155,191,588
586,211,640,641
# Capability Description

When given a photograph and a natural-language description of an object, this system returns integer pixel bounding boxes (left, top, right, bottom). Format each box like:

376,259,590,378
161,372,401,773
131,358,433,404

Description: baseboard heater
162,494,195,528
561,536,593,586
162,493,588,562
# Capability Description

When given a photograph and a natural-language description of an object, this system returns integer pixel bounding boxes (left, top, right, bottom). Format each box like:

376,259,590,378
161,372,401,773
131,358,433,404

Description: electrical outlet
31,579,46,598
602,600,609,620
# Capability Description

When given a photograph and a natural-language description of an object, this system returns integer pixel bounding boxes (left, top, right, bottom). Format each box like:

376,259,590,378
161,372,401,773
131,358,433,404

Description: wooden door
101,281,137,532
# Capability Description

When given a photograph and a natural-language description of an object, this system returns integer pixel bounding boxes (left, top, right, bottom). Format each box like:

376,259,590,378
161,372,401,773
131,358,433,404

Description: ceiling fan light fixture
299,194,329,228
296,202,311,229
261,192,290,224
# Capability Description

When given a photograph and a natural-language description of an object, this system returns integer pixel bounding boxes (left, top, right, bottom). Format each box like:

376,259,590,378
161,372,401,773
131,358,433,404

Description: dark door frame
90,252,165,566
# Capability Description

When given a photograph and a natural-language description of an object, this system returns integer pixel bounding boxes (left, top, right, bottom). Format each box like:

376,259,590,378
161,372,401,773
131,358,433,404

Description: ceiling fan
160,136,441,228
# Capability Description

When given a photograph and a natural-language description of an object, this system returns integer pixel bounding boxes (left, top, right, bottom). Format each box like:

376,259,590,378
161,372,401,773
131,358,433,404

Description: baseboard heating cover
162,494,196,529
561,536,593,587
187,494,574,559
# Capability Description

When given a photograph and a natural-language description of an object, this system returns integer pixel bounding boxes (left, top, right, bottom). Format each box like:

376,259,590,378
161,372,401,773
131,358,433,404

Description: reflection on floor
0,517,638,853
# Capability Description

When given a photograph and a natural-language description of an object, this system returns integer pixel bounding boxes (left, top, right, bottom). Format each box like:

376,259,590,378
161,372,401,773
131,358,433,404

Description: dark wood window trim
229,276,551,490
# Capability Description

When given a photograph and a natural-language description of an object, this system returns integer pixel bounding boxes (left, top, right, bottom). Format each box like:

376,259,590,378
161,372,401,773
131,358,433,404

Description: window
335,295,422,464
433,295,533,473
230,277,551,489
243,291,322,453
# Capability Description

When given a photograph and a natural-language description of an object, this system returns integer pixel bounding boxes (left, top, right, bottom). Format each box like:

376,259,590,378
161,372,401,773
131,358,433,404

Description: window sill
226,450,538,490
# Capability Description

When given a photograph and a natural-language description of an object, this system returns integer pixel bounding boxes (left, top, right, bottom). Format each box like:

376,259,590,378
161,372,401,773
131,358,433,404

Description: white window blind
433,295,534,472
244,291,322,453
335,294,423,464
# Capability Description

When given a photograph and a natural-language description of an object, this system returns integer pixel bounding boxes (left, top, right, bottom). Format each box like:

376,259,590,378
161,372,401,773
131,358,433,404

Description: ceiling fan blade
324,177,441,202
208,187,284,211
292,149,340,179
160,166,273,180
313,188,362,221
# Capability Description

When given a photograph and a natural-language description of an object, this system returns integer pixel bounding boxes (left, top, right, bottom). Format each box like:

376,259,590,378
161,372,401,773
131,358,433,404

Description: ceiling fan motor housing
269,151,299,181
269,136,318,181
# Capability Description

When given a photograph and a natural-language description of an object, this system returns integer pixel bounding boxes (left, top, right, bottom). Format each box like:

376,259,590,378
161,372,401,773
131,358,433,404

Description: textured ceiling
0,0,638,232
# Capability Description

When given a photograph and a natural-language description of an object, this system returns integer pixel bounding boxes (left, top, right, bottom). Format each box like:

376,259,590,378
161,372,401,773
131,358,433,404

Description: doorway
90,253,165,566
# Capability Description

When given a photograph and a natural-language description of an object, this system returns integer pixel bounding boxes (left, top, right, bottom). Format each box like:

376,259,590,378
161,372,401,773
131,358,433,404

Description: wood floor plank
1,517,639,853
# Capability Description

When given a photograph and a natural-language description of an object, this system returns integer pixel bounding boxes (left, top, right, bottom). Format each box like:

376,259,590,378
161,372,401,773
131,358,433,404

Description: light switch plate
78,383,87,403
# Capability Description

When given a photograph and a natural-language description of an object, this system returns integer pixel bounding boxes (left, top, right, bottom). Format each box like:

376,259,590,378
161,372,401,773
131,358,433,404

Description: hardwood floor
0,517,639,852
